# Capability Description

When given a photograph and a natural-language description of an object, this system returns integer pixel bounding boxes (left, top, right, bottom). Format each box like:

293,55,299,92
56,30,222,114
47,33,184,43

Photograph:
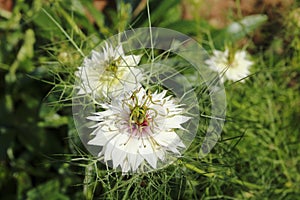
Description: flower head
76,43,143,100
205,48,253,83
87,87,190,173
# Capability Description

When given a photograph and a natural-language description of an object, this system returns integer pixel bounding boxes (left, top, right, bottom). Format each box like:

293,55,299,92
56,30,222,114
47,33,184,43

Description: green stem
41,8,85,57
184,163,263,190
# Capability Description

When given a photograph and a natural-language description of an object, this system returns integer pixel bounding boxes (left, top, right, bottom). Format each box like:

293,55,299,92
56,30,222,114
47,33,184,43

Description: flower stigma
131,105,148,126
126,89,158,135
105,57,121,74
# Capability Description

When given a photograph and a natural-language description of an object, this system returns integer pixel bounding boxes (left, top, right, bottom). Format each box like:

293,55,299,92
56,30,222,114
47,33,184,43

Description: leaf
139,0,181,26
213,14,268,49
38,101,69,128
79,0,110,35
55,6,86,40
169,172,186,200
14,171,32,199
0,7,12,19
40,8,85,57
150,0,180,24
6,29,35,83
26,180,69,200
164,20,201,35
38,113,69,128
32,8,62,39
0,129,15,160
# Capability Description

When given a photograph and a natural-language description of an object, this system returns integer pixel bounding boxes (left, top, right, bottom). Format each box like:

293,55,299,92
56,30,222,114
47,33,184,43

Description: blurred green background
1,0,300,199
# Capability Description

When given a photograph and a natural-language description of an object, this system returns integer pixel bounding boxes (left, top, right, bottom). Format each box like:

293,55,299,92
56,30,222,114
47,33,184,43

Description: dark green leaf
213,14,268,49
26,180,69,200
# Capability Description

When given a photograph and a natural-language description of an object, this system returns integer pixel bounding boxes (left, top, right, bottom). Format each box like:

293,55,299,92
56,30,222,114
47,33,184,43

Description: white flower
87,87,190,173
76,43,143,100
205,48,254,83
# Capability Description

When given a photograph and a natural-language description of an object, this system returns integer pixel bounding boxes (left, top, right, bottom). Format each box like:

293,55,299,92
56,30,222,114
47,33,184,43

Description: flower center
105,57,121,74
227,51,235,65
130,105,149,127
106,60,118,73
125,88,159,135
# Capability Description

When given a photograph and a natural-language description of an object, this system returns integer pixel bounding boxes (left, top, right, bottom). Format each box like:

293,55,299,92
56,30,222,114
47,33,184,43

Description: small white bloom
87,87,190,173
76,43,143,100
205,48,254,83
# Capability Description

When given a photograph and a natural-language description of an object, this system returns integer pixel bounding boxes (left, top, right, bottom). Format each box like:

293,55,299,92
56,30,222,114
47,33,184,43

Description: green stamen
131,105,147,125
106,61,118,73
106,57,121,73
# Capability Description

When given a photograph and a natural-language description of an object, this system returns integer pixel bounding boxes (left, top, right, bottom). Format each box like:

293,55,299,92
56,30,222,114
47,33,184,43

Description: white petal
153,131,185,149
127,153,143,172
124,137,144,171
88,130,118,146
153,90,167,101
138,139,157,168
119,55,142,66
121,159,131,173
163,115,190,129
115,45,125,57
103,142,114,161
112,144,127,168
155,149,165,161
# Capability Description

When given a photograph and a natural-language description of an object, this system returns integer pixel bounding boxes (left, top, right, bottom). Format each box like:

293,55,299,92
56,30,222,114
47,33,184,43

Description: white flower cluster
205,48,254,83
76,43,143,100
76,43,189,173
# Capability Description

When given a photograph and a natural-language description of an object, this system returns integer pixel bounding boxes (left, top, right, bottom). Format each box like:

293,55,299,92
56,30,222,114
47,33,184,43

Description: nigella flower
76,43,143,100
87,87,190,173
205,48,254,83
